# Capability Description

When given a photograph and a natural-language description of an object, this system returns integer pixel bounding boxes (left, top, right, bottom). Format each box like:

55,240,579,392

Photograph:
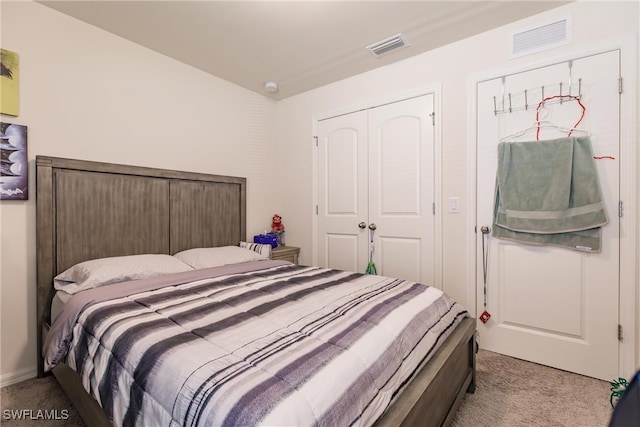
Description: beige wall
0,1,282,382
275,0,639,369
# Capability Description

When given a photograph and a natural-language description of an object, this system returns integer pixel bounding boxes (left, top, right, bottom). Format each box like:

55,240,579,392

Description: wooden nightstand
271,246,300,264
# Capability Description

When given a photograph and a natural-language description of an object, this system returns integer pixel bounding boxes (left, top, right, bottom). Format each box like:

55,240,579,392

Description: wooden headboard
35,156,246,376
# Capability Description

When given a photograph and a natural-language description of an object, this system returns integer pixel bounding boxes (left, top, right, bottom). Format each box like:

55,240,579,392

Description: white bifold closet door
476,50,620,381
317,94,435,285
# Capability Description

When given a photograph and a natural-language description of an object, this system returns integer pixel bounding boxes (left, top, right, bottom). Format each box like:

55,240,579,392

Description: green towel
493,136,608,252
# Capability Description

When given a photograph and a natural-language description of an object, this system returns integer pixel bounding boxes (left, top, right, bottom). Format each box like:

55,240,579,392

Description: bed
36,155,476,427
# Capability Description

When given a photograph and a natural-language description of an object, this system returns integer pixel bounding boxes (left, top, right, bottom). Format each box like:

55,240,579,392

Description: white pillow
54,254,194,295
239,241,272,259
173,246,268,270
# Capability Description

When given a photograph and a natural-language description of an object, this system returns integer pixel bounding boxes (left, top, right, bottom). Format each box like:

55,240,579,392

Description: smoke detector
264,81,278,93
366,33,409,57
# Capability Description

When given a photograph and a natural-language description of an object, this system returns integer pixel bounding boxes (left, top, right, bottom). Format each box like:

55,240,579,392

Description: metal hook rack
493,78,582,116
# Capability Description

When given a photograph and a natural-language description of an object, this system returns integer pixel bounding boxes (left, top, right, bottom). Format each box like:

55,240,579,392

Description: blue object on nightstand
253,233,279,248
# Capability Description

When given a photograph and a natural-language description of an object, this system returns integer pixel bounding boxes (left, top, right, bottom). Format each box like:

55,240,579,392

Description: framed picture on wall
0,122,28,200
0,49,20,117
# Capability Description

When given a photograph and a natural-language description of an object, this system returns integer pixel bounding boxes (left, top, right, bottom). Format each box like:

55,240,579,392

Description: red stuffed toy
271,214,284,232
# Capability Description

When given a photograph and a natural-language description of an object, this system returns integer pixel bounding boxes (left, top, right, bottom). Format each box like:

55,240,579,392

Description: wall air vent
366,33,409,57
510,17,571,58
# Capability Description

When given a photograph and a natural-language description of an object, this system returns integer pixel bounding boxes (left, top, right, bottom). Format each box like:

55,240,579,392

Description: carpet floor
450,350,613,427
1,349,614,426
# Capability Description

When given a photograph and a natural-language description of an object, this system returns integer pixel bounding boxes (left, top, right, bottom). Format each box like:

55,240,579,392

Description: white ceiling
38,1,571,100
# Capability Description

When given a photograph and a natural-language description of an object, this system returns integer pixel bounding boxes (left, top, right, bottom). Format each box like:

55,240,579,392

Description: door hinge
618,200,624,218
618,77,623,94
313,136,318,147
429,112,435,126
315,205,318,215
618,324,623,342
432,202,435,215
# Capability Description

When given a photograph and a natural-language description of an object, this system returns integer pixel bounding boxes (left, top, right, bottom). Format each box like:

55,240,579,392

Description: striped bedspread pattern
63,263,467,427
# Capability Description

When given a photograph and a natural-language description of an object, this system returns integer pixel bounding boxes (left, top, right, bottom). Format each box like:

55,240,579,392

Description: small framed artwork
0,122,28,200
0,49,20,117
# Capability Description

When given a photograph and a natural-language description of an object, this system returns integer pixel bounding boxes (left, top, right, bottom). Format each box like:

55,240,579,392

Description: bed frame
36,155,475,427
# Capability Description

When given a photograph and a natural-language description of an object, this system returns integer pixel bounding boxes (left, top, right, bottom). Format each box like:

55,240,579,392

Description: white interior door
476,50,620,380
317,94,436,284
368,95,435,284
317,110,369,272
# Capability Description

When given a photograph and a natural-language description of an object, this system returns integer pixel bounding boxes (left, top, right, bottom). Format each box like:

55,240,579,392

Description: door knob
368,223,377,230
358,222,367,229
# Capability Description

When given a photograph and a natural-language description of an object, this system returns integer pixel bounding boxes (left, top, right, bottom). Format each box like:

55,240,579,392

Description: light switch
449,197,460,213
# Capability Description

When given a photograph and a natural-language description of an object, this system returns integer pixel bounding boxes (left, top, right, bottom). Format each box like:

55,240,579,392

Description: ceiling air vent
510,17,571,58
367,33,409,57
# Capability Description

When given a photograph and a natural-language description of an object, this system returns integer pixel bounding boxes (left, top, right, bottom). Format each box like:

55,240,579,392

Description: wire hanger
500,94,589,142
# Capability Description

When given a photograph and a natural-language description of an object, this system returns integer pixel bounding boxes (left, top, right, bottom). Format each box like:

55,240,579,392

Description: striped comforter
44,260,468,427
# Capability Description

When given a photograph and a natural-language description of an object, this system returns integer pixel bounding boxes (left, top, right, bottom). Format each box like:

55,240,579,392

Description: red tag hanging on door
479,310,491,324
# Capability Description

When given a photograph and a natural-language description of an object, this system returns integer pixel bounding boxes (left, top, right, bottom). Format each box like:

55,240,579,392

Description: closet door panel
369,95,435,284
317,111,369,271
378,118,421,215
378,237,422,283
326,235,360,273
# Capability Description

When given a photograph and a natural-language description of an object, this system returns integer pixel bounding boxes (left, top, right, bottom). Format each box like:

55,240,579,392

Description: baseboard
0,367,37,388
